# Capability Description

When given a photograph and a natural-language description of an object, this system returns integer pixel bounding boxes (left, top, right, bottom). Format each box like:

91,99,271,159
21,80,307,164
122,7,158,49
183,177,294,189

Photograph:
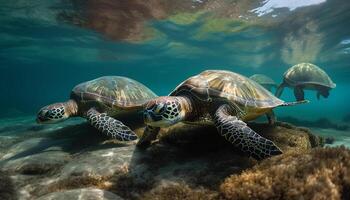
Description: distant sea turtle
137,70,308,159
249,74,278,92
37,76,157,141
275,63,336,101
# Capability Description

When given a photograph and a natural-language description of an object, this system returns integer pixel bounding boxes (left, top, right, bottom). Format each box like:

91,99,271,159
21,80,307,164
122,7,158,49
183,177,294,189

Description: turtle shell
170,70,284,108
71,76,157,109
284,63,336,88
249,74,277,86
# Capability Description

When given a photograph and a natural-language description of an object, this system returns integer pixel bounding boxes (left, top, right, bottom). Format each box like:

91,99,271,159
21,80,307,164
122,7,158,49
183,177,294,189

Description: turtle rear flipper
86,108,138,141
293,87,305,101
214,105,282,160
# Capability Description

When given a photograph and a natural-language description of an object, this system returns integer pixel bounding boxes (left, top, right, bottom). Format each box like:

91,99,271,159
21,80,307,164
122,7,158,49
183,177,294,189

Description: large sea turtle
137,70,308,159
36,76,157,141
275,63,336,101
249,74,278,92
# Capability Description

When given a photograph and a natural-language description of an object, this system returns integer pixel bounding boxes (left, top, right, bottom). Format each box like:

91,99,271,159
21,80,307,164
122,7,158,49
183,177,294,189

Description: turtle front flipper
137,125,160,149
86,108,138,141
214,105,282,160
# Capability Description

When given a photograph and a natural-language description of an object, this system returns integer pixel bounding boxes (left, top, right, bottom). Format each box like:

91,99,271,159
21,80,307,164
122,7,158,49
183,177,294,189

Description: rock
1,151,71,175
59,145,138,179
220,147,350,200
37,188,123,200
0,137,72,174
159,122,324,154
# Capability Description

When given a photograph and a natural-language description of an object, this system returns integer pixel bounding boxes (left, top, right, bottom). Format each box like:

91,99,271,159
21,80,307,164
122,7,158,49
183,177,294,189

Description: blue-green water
1,1,350,199
1,0,349,124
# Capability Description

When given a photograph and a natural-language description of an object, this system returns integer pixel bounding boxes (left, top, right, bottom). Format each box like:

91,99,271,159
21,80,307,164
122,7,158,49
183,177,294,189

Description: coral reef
220,147,350,200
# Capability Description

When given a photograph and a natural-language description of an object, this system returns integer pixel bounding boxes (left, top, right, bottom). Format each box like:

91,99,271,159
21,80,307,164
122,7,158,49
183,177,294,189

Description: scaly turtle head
36,100,77,124
143,96,187,127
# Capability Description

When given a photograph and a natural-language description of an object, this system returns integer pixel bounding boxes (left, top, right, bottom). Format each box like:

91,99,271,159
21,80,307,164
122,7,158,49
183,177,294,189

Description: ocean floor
0,116,349,200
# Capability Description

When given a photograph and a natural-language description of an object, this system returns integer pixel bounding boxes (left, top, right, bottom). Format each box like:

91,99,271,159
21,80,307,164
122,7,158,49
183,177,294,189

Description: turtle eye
154,103,166,114
45,110,54,119
158,106,166,114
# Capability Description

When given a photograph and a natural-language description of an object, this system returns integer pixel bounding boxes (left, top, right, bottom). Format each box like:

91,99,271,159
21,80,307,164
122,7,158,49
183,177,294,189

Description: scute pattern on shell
170,70,284,108
284,63,336,88
71,76,157,108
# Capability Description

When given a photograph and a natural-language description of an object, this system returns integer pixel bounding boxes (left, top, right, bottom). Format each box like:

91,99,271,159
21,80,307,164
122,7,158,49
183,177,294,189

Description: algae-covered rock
159,121,323,154
37,188,123,200
220,147,350,200
142,181,218,200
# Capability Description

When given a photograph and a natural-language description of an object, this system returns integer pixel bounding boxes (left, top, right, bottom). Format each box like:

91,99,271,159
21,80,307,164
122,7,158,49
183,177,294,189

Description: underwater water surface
1,0,350,199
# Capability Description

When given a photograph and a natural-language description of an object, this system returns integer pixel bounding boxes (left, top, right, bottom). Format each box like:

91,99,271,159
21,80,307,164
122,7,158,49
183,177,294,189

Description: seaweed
220,147,350,200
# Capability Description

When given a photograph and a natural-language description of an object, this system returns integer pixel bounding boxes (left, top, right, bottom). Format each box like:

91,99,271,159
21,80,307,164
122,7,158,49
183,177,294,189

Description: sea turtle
137,70,308,159
275,63,336,101
36,76,157,141
249,74,278,92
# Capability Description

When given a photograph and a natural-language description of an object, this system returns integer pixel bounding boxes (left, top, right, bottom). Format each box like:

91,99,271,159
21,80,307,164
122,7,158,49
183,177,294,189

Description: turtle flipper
137,125,160,148
214,105,282,160
86,108,138,141
266,110,276,125
316,92,321,100
293,87,305,101
275,82,286,98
